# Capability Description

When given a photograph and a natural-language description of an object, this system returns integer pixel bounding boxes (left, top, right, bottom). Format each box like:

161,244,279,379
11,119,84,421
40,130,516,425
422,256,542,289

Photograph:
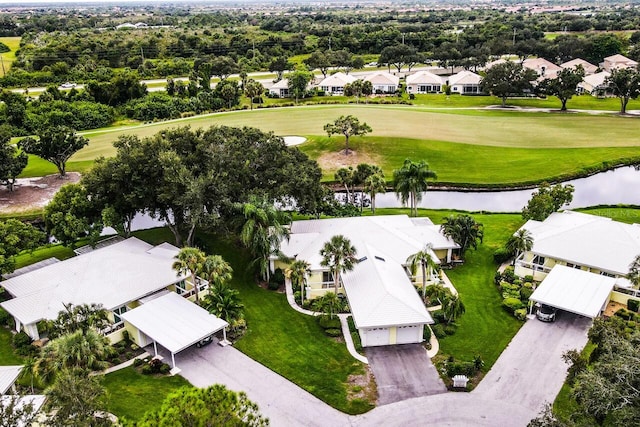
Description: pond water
375,166,640,213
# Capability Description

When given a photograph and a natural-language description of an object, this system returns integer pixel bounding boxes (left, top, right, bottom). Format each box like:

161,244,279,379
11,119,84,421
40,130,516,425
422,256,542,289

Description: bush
446,361,476,378
423,325,432,342
501,281,521,299
519,287,534,302
501,267,517,284
502,297,524,313
133,358,144,367
431,309,446,324
524,275,534,283
122,329,131,343
0,307,10,326
444,324,457,336
141,364,152,375
159,363,171,374
493,247,512,264
267,278,281,290
514,308,528,321
13,331,32,348
615,308,632,320
431,324,446,339
318,315,341,330
628,299,640,313
409,93,415,100
325,328,342,337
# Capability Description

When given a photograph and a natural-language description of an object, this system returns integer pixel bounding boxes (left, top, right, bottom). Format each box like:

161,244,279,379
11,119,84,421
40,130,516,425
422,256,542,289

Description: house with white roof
317,72,356,95
514,211,640,318
276,215,459,347
447,70,482,94
0,365,46,425
523,57,562,80
406,71,444,94
601,54,638,72
268,79,290,98
577,71,611,95
560,58,598,75
364,72,400,94
0,237,228,368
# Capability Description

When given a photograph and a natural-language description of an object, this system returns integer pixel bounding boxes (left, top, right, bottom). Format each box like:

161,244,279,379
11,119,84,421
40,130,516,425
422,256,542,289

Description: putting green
37,104,640,185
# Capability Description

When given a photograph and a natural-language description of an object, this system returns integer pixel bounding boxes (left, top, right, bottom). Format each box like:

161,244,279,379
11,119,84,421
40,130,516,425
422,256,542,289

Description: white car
60,82,77,89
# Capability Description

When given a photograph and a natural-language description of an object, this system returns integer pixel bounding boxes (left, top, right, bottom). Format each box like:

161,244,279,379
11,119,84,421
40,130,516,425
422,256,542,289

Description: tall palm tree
285,259,311,304
172,247,206,302
506,228,534,265
200,255,233,289
393,159,437,217
239,195,291,282
627,254,640,288
440,214,484,260
407,244,439,298
443,295,466,323
364,168,387,214
320,235,358,294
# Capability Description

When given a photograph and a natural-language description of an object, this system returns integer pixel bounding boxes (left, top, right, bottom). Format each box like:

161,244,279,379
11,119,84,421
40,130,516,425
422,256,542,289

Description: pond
375,166,640,213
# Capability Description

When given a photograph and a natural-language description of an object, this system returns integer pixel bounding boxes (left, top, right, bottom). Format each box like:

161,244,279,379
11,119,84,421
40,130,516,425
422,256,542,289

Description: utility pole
329,37,332,51
0,55,5,75
402,34,405,45
140,46,145,62
513,28,516,45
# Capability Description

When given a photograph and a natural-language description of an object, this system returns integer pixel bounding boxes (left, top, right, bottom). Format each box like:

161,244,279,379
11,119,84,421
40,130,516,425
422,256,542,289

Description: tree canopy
0,219,44,275
606,67,640,114
324,115,372,155
378,44,422,72
393,159,437,217
539,65,586,111
522,182,574,221
480,61,538,107
440,214,484,260
0,127,28,192
44,183,102,247
18,126,88,177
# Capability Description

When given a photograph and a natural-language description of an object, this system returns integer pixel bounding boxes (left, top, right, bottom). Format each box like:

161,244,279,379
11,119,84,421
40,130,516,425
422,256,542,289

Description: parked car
536,304,558,322
60,82,76,89
196,335,214,348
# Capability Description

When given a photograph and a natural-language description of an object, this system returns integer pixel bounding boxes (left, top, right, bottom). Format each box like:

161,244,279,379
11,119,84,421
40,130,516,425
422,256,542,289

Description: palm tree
424,284,453,307
311,292,344,319
21,357,37,393
440,214,484,260
285,259,311,304
173,247,206,302
200,255,233,289
393,159,437,217
202,284,244,324
320,235,358,294
443,295,466,323
364,169,387,214
239,195,291,282
627,254,640,288
407,244,439,299
506,228,534,265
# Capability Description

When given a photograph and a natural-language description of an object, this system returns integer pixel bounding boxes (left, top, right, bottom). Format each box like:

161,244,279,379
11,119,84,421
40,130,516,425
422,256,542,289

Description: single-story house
560,58,598,75
447,70,482,94
364,72,400,94
0,365,46,425
601,54,638,72
577,71,611,95
275,215,459,347
406,71,444,94
523,57,562,80
0,237,227,361
514,211,640,317
317,72,356,95
268,79,290,98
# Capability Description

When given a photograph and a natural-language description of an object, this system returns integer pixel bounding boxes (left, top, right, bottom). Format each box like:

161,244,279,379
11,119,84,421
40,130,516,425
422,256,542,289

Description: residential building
523,57,562,79
447,70,482,94
268,79,290,98
406,71,444,94
601,54,638,72
275,215,459,347
364,72,400,94
317,72,356,95
560,58,598,75
577,71,611,95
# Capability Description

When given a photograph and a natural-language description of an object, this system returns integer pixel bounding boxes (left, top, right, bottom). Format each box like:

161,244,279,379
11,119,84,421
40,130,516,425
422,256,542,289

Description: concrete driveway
474,312,592,412
366,344,446,405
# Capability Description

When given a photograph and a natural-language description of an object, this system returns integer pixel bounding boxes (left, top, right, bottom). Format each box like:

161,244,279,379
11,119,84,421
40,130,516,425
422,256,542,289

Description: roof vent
374,256,385,262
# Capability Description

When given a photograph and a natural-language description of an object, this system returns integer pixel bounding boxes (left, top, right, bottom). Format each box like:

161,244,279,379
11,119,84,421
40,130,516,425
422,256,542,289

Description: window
175,280,187,295
322,271,334,283
600,271,616,278
113,305,127,325
566,262,574,268
532,255,546,266
197,278,207,292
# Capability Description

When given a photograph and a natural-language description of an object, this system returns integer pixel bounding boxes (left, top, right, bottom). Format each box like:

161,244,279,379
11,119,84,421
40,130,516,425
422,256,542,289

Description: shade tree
18,126,88,178
44,183,102,247
0,127,28,192
522,182,574,221
539,65,586,111
0,219,44,275
287,69,313,103
324,115,372,155
606,67,640,114
480,61,538,107
378,44,423,73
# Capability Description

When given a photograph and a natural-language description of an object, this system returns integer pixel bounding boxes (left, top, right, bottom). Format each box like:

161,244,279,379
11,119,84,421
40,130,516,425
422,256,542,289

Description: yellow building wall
610,291,640,305
389,327,397,345
273,260,289,271
434,249,448,262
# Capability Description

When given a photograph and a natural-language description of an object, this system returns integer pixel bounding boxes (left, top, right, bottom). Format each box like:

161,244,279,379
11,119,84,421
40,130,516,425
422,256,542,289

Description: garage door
396,325,422,344
363,328,389,347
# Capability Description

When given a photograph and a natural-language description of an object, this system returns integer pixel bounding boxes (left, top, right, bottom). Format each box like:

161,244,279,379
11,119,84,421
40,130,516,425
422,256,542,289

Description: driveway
474,312,592,412
156,343,350,427
366,344,447,405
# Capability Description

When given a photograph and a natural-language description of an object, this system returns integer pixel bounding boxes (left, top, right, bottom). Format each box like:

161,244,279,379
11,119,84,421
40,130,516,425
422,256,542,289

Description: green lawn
13,244,77,269
374,208,524,368
133,228,373,414
0,328,23,365
102,367,190,421
0,37,20,77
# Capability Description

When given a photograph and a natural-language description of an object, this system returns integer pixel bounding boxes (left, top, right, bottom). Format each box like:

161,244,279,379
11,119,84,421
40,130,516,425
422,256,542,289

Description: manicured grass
300,135,640,185
0,37,20,77
374,208,524,369
14,244,77,269
578,205,640,224
102,367,190,421
0,328,23,365
132,227,373,414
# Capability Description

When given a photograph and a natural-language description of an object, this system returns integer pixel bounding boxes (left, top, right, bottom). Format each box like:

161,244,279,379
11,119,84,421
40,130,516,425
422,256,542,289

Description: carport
530,265,616,318
121,292,228,371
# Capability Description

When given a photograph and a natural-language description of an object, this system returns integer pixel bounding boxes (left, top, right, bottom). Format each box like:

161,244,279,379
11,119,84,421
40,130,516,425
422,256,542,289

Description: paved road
474,313,592,412
366,344,446,405
160,313,591,427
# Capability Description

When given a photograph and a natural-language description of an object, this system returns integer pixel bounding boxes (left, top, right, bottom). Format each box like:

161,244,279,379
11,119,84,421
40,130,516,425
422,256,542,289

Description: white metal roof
317,72,356,88
0,365,22,394
530,265,615,318
519,211,640,275
0,237,183,325
279,215,457,270
121,292,228,354
406,71,444,85
364,72,400,86
342,245,433,328
270,78,289,90
448,70,482,86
